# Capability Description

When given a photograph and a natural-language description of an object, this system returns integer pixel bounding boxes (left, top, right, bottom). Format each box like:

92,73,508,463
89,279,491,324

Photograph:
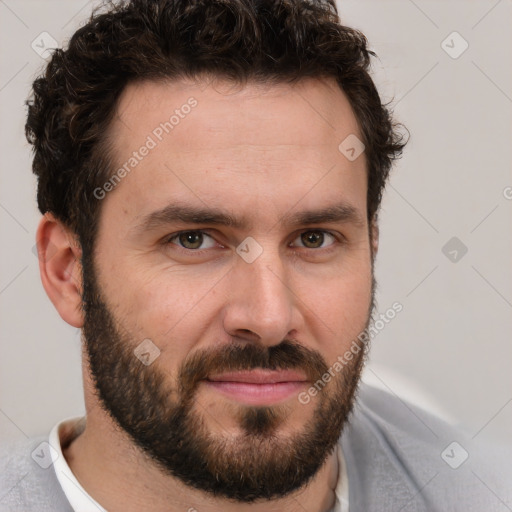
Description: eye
166,230,218,250
292,230,338,249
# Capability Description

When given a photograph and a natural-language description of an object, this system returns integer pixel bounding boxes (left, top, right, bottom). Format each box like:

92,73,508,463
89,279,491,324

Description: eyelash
163,229,343,255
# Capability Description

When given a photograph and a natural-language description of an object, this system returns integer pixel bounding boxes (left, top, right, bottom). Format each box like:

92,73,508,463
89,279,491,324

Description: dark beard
81,256,372,502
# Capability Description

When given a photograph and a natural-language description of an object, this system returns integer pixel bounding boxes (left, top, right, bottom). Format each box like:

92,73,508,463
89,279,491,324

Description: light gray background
1,0,511,447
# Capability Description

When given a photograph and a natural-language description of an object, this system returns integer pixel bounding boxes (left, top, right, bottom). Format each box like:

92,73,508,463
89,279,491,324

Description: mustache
177,339,329,396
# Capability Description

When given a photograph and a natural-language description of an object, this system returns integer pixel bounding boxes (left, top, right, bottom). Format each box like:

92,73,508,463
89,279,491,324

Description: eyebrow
132,201,366,235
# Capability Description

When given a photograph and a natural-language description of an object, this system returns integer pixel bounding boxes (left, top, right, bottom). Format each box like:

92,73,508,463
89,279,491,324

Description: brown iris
178,231,203,249
301,231,325,249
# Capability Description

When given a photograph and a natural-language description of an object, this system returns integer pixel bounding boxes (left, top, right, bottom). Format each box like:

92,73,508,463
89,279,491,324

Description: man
0,0,510,511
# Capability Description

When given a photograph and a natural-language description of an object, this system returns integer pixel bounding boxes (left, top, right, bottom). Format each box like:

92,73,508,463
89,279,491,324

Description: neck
63,405,340,512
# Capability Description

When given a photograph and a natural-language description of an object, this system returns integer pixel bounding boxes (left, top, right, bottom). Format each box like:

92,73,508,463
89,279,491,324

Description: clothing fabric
1,384,510,511
48,416,348,512
49,417,105,512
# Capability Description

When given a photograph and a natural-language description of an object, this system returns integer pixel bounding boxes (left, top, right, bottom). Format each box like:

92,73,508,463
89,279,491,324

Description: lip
206,369,308,384
203,370,309,405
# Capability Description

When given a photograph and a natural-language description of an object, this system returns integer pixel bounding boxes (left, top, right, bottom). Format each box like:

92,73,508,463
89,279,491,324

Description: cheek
105,266,217,354
302,261,373,354
333,264,373,315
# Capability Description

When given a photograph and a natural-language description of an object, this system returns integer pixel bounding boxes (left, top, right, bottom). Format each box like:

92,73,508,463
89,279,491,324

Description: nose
222,247,298,347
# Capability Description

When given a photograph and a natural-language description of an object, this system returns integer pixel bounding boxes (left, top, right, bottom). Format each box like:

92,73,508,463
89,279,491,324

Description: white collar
49,417,349,512
49,416,106,512
334,441,350,512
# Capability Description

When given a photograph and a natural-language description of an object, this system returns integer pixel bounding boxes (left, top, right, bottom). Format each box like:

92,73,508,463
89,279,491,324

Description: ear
370,213,379,260
36,213,84,328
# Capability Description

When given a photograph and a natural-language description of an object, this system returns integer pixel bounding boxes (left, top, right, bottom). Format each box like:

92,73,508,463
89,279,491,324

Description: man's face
82,77,374,501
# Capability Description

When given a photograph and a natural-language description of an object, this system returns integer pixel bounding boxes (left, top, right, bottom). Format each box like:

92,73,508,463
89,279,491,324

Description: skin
37,76,377,512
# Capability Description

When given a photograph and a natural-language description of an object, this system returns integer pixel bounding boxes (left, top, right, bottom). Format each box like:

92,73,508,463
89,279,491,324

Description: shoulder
0,436,72,512
341,383,512,512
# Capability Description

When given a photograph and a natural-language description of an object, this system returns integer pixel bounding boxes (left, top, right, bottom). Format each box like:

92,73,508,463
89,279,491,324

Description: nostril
231,330,260,343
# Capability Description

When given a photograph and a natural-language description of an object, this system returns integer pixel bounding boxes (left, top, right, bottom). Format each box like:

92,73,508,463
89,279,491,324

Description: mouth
203,369,309,405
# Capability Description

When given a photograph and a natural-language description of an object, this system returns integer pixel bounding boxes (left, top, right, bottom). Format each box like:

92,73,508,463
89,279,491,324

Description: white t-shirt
49,417,349,512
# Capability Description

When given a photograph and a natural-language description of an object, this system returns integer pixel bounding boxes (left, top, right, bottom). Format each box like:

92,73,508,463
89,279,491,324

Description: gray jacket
1,384,511,511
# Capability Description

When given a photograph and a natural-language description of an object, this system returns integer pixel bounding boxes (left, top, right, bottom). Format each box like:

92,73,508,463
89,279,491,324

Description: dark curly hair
25,0,406,258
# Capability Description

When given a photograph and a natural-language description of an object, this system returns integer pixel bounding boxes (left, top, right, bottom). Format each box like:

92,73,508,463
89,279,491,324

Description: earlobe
36,213,84,328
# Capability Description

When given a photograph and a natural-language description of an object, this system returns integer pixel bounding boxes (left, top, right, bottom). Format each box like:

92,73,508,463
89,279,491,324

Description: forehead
100,76,367,230
111,76,361,151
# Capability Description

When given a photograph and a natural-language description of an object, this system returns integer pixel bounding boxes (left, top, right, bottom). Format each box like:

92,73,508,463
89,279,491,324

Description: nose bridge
223,243,295,345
